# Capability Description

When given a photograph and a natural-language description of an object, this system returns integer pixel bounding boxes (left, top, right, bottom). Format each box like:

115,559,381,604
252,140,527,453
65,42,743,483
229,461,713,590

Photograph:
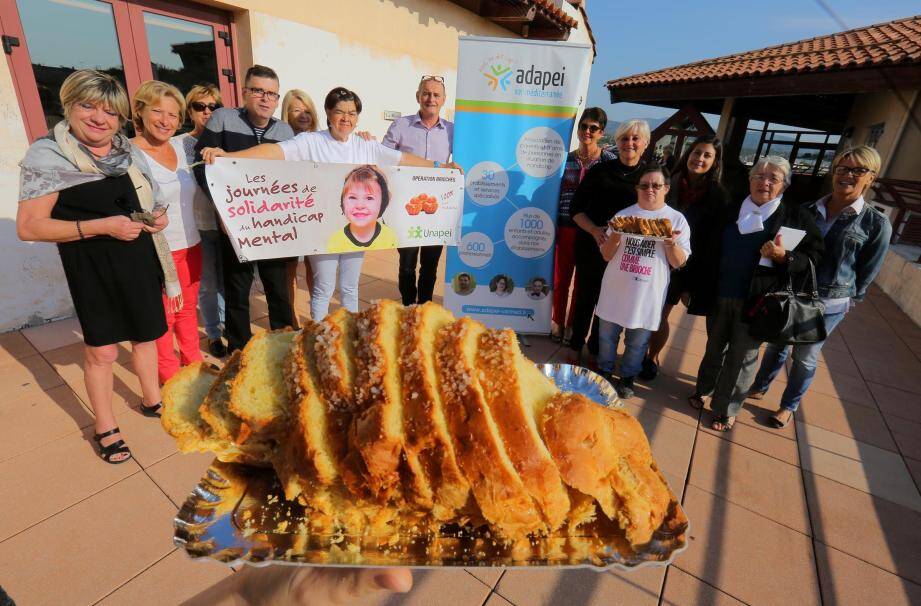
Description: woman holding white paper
688,156,824,432
200,86,458,319
748,147,891,428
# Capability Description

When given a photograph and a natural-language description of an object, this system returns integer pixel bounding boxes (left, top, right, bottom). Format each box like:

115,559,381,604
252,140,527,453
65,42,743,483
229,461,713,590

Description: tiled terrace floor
2,249,921,605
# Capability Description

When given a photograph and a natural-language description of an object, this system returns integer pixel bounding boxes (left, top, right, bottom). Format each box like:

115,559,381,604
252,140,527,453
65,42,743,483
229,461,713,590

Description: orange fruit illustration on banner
406,194,438,216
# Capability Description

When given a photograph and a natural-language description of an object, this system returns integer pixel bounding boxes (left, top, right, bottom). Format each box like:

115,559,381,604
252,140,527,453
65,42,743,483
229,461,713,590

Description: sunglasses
189,101,222,113
420,75,445,83
637,182,666,191
578,123,602,134
833,165,874,177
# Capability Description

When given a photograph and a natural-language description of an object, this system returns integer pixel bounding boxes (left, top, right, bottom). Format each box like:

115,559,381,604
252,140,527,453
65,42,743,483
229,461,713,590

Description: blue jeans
197,229,224,341
309,252,364,320
750,311,847,412
597,318,651,378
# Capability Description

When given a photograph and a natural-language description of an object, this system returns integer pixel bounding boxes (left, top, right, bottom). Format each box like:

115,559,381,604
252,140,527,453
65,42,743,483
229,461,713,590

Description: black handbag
746,260,827,344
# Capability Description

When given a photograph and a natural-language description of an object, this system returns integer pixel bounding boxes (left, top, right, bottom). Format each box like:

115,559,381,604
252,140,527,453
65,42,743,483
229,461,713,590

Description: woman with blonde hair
130,80,204,384
177,83,227,357
281,89,320,326
17,70,175,463
567,118,651,363
748,146,891,428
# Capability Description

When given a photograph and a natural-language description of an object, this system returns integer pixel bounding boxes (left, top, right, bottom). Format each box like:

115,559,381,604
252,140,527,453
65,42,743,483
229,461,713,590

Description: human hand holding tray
164,302,689,570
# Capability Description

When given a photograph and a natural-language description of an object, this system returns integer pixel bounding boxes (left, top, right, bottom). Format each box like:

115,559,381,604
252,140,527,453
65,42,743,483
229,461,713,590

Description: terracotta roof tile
607,15,921,89
530,0,579,29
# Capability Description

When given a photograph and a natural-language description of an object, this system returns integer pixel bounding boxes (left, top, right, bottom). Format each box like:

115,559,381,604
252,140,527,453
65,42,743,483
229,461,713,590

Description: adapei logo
478,53,567,99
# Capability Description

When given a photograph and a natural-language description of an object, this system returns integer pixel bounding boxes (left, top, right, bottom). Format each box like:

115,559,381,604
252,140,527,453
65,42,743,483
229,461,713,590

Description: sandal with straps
139,400,162,418
711,416,736,433
93,427,132,464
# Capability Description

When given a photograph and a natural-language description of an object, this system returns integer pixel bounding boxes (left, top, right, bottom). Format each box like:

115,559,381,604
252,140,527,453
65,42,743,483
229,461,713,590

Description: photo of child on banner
327,165,398,252
205,158,463,261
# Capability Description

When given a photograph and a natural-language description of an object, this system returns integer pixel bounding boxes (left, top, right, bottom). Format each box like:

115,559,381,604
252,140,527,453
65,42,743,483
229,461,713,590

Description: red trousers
157,244,203,383
552,225,579,328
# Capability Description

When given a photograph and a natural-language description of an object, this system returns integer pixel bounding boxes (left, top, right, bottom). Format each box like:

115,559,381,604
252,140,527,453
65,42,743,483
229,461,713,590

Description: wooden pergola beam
483,3,536,23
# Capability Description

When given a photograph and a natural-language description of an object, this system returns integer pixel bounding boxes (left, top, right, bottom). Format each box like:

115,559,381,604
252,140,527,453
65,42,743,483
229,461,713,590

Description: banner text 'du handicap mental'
206,158,463,261
445,36,592,333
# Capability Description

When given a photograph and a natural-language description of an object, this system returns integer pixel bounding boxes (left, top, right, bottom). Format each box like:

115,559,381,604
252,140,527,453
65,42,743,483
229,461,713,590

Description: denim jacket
807,197,892,301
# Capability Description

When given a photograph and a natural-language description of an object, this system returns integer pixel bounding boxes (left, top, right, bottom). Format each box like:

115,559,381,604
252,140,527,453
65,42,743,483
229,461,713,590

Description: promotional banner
205,158,463,261
444,36,592,333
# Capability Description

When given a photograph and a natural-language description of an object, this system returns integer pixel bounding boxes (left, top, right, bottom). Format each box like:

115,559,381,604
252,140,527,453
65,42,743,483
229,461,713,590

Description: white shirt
596,204,692,330
737,195,783,234
278,130,403,165
174,132,216,231
139,138,201,251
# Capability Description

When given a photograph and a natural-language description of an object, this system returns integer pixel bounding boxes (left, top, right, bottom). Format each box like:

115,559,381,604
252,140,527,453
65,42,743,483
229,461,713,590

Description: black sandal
93,427,132,464
711,416,736,432
688,394,706,410
139,400,162,418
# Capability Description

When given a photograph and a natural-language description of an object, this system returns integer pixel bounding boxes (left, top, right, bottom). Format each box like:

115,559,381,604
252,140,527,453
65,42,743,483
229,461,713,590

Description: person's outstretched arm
201,143,285,164
182,566,412,606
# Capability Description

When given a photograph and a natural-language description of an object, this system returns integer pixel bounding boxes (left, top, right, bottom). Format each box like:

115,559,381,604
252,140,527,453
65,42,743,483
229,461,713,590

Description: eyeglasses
834,165,874,177
189,101,222,112
578,123,602,134
751,174,783,185
420,75,445,83
637,182,666,190
245,87,280,101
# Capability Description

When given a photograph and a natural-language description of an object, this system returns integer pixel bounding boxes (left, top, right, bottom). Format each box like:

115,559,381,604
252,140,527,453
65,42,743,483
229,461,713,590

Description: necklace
577,147,599,164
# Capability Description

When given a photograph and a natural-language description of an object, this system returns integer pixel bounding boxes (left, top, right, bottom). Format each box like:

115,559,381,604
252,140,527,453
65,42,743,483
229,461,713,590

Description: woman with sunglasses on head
551,107,616,345
640,135,730,380
176,83,227,357
131,80,205,384
18,70,176,464
280,89,320,327
201,86,460,320
747,147,891,429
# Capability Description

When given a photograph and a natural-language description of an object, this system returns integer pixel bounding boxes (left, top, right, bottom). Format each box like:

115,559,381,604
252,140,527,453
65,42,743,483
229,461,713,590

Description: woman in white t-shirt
202,87,458,319
597,165,691,399
130,81,203,384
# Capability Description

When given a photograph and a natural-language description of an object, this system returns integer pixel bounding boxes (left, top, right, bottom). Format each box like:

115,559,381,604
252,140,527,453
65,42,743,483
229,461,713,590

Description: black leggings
568,255,605,355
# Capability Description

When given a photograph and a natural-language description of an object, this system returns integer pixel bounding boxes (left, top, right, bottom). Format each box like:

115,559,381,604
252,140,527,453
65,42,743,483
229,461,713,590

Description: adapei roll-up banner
205,158,463,261
444,36,592,333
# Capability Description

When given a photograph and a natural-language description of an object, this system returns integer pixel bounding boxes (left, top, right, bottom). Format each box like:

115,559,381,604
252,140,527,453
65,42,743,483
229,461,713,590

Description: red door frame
0,0,237,142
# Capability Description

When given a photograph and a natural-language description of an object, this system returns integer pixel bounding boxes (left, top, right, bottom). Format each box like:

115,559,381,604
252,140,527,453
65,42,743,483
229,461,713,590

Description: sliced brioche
540,392,672,545
347,300,406,501
276,321,345,501
161,362,220,452
436,317,544,537
400,302,470,518
314,308,359,412
199,351,248,443
476,329,570,530
229,328,297,434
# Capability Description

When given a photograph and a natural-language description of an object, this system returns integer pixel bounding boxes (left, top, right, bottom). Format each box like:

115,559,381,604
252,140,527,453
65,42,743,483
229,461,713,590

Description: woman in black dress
18,70,179,464
567,118,650,363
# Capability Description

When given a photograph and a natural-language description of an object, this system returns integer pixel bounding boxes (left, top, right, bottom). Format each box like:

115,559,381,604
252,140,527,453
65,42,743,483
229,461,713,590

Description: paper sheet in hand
759,226,806,267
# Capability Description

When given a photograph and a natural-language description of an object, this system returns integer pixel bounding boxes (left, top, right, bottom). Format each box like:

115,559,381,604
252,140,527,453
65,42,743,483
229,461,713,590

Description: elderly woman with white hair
748,146,891,428
688,156,824,432
567,118,650,362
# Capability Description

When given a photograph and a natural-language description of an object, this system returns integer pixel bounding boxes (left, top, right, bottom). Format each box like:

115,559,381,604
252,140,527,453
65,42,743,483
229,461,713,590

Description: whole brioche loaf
161,301,677,546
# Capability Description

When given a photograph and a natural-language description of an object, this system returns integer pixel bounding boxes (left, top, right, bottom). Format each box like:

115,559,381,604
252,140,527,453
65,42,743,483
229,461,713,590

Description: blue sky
584,1,921,123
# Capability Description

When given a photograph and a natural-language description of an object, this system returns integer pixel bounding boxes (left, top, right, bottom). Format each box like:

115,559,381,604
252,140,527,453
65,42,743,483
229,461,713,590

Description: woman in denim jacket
749,146,892,428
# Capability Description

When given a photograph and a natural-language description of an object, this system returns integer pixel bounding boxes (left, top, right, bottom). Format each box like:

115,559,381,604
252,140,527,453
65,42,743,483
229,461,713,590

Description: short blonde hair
185,83,222,120
60,69,130,126
832,146,881,176
132,80,186,132
281,89,319,133
614,119,651,143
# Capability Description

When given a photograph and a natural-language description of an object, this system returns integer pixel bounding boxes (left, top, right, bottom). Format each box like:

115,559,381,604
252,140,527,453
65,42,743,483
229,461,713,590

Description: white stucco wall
0,57,72,332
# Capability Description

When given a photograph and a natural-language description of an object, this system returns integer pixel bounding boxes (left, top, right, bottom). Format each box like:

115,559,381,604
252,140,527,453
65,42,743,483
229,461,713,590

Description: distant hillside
605,118,667,134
